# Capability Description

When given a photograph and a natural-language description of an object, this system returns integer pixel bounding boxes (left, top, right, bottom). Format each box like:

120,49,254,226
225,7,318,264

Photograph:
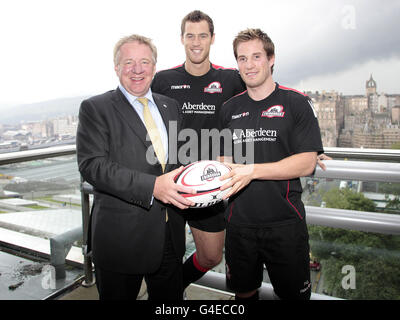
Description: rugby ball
174,160,232,208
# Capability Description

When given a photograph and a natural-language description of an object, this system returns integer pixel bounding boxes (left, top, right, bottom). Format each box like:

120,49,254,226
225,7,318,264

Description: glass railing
0,146,399,300
187,150,400,300
304,157,400,300
0,146,83,299
308,226,400,299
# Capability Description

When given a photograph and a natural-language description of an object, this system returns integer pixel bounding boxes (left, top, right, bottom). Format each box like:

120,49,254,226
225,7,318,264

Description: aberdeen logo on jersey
261,105,285,118
204,81,223,93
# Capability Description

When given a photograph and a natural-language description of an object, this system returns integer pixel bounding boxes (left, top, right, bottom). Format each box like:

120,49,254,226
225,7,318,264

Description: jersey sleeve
233,70,246,94
291,95,324,155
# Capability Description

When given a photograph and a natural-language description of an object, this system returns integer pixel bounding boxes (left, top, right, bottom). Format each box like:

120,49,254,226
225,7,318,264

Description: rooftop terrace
0,146,399,304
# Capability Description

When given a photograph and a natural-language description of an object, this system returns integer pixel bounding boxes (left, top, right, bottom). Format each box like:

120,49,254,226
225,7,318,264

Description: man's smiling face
181,20,214,66
115,41,156,97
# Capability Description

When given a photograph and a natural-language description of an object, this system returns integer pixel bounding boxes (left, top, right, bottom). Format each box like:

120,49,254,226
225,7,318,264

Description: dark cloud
275,0,400,85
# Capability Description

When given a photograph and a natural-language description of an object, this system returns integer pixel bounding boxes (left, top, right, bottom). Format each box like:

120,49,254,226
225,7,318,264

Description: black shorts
225,219,311,300
185,201,226,233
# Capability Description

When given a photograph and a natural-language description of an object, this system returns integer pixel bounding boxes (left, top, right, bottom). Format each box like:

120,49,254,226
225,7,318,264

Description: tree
378,182,400,197
384,195,400,213
323,188,376,212
390,141,400,149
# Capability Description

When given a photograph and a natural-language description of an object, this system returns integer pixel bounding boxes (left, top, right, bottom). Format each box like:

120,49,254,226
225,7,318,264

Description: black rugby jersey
219,83,324,227
152,63,245,162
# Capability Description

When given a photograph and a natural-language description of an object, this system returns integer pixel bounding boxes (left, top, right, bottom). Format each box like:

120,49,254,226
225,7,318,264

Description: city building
310,90,345,147
0,76,398,151
392,106,400,125
307,74,400,148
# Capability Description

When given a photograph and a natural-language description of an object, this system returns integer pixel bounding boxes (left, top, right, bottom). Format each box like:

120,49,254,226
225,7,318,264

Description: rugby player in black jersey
219,29,324,300
151,10,246,291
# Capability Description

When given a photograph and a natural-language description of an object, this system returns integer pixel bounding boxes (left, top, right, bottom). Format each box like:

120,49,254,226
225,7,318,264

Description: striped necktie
137,97,166,172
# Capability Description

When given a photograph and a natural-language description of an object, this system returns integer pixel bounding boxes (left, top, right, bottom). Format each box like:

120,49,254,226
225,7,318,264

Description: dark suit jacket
76,87,185,275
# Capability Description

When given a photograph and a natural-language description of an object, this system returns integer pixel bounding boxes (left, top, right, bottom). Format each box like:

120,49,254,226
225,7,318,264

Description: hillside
0,96,90,124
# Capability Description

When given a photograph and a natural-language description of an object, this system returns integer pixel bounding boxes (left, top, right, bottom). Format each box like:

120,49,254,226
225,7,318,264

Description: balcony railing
0,145,399,300
195,156,400,300
323,146,400,162
0,145,76,165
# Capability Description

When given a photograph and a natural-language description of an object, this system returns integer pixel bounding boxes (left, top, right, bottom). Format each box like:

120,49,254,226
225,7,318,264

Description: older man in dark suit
76,34,195,300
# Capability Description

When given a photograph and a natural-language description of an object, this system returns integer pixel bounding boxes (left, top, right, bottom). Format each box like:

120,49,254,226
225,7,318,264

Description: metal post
50,227,82,279
80,176,95,287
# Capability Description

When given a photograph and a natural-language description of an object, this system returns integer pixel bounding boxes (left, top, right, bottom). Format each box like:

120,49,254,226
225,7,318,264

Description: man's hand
219,163,255,200
153,166,196,210
317,153,332,171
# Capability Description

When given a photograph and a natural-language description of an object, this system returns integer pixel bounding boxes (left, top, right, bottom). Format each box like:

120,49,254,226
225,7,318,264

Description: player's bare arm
220,152,317,199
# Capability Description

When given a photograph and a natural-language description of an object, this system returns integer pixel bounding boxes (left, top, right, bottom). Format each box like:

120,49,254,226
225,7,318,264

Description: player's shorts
185,201,226,233
225,219,311,300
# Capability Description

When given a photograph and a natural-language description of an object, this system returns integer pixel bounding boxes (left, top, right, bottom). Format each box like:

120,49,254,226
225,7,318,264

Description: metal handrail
314,159,400,183
81,182,400,236
0,145,76,165
1,145,400,165
196,270,342,300
306,206,400,235
323,147,400,162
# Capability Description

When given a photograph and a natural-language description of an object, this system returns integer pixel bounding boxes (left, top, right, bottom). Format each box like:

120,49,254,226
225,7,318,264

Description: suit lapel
111,88,152,150
111,88,177,172
152,94,171,138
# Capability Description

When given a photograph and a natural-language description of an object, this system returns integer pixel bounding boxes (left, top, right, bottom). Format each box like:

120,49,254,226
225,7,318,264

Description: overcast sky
1,0,399,107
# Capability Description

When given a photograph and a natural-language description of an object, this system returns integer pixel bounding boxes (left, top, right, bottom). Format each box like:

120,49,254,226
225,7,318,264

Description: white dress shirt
119,85,168,164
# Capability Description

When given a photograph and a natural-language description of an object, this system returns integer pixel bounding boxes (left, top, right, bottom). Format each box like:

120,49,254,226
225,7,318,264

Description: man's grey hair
113,34,157,66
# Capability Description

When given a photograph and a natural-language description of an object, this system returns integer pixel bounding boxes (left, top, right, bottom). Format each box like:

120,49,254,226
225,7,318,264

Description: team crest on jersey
204,81,223,93
261,105,285,118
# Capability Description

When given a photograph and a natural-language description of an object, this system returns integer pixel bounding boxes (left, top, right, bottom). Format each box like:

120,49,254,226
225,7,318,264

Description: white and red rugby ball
174,160,232,208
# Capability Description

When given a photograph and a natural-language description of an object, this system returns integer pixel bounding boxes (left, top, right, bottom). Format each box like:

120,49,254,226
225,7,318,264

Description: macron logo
171,84,191,90
232,112,250,120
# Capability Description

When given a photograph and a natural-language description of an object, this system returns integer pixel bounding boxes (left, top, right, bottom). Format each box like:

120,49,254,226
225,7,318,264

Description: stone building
307,90,345,147
308,74,400,149
344,95,368,114
336,75,400,149
392,106,400,125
